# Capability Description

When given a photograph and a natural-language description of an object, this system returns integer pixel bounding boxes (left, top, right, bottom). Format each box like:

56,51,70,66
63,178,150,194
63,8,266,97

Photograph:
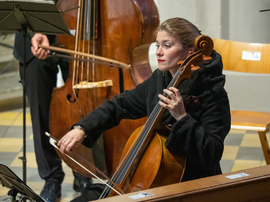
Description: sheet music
0,0,71,35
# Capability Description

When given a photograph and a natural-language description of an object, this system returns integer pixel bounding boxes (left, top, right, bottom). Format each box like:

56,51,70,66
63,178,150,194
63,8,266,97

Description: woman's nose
156,47,163,56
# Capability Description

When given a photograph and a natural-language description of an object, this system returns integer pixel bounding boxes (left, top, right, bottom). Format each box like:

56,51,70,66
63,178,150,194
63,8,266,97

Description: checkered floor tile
0,108,268,201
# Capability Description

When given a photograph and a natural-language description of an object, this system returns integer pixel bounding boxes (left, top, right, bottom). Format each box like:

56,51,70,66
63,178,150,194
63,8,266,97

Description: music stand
0,163,45,202
0,0,71,183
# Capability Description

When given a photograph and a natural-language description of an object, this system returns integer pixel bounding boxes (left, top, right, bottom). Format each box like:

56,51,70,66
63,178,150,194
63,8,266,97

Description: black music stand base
0,163,45,202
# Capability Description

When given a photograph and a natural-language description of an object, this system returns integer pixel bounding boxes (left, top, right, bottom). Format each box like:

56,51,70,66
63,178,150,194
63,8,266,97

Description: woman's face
156,30,189,77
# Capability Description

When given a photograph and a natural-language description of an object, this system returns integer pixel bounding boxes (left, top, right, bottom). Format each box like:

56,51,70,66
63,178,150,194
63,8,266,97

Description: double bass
49,0,159,177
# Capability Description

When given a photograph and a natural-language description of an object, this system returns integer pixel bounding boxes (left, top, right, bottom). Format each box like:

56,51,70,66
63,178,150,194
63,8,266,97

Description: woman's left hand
158,87,187,121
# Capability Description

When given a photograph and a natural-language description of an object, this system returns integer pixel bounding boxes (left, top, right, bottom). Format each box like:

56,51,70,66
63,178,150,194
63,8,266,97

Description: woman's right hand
31,33,50,60
57,129,86,154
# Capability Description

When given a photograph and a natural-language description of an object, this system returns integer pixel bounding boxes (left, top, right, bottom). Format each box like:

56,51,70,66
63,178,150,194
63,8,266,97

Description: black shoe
73,178,93,196
40,180,61,202
71,183,106,202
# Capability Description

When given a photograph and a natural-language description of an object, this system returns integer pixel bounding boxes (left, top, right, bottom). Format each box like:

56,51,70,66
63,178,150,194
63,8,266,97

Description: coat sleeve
76,76,151,147
165,91,231,169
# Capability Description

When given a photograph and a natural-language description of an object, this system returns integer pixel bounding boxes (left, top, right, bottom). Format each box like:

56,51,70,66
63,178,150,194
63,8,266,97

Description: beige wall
154,0,270,43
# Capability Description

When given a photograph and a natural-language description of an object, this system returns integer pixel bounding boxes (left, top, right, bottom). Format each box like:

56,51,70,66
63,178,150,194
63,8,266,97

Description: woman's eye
165,43,171,48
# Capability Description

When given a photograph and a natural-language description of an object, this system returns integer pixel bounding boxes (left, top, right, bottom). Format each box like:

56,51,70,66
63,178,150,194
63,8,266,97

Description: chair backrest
213,38,270,113
213,38,270,73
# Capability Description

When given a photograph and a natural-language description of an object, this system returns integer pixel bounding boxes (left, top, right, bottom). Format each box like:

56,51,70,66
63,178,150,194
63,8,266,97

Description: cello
97,35,214,197
49,0,159,177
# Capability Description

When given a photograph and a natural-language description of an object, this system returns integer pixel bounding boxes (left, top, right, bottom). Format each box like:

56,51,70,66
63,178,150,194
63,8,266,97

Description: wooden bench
213,38,270,164
94,165,270,202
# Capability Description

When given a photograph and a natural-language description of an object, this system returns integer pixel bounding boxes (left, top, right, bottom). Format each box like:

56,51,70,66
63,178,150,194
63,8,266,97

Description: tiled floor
0,108,81,202
0,107,268,201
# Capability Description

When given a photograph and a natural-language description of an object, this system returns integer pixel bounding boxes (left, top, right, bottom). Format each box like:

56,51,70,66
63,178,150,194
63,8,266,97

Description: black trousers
19,56,86,183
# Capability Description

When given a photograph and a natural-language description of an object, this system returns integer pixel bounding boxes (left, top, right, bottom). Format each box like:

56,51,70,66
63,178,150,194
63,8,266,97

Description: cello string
102,67,185,197
101,43,209,197
100,56,187,197
98,51,202,197
100,108,158,196
101,107,164,197
100,105,163,197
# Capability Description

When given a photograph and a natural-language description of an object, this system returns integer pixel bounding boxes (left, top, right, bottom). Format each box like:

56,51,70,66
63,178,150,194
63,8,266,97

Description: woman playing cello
32,17,231,199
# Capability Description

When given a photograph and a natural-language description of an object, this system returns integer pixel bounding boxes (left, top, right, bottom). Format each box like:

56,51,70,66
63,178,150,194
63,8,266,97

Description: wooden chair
213,38,270,164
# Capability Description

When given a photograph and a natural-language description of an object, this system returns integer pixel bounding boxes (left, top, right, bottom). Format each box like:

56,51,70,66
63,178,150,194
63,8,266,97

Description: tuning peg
203,55,212,63
177,60,183,66
191,64,200,71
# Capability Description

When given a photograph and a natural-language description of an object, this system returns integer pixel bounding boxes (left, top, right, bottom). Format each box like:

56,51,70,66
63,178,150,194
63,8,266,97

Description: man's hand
31,33,50,59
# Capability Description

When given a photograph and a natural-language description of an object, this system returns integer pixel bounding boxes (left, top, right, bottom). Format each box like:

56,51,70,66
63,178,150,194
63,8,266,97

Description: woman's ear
186,46,196,57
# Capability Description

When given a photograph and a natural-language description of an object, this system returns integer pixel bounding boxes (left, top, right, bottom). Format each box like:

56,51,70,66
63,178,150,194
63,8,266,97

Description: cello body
49,0,159,177
118,126,185,193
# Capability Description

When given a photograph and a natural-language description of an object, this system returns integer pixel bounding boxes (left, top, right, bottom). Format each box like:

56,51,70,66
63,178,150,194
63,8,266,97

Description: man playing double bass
13,2,93,202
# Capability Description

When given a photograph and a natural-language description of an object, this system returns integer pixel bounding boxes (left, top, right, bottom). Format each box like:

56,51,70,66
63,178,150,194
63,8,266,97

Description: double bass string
88,0,99,112
77,0,87,115
80,0,99,115
71,0,81,107
81,0,91,115
72,0,92,117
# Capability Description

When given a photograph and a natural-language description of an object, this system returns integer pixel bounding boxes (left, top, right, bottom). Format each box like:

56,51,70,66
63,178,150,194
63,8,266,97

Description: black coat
77,50,231,182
